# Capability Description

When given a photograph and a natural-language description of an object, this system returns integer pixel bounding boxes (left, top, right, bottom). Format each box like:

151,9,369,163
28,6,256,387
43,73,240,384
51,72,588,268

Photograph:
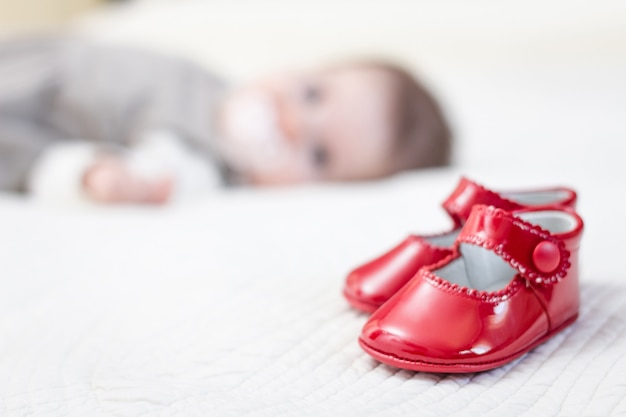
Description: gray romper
0,37,228,192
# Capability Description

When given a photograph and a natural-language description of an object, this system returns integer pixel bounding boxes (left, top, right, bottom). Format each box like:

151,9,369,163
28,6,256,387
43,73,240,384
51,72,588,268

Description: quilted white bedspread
2,1,626,415
1,166,625,417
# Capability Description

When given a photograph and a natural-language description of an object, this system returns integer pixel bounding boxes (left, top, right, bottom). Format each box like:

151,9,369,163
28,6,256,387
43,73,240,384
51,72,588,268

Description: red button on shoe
533,241,561,274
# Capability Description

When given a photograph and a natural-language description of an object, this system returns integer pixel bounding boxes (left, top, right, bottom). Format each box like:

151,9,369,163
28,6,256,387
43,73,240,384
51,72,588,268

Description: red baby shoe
343,178,577,313
359,205,584,373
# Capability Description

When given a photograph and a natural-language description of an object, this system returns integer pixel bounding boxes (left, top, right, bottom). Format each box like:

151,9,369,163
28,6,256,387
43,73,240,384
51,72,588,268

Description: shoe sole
358,314,578,373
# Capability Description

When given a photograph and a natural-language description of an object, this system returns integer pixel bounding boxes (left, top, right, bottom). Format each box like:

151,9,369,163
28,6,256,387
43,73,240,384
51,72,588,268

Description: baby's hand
82,156,173,205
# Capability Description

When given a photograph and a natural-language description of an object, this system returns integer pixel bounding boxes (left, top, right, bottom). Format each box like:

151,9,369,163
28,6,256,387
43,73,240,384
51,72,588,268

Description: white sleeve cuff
128,130,221,201
26,133,219,204
26,142,99,204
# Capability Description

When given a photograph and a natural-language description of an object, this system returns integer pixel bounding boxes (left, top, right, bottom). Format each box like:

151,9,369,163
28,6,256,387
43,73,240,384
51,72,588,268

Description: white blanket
1,166,625,416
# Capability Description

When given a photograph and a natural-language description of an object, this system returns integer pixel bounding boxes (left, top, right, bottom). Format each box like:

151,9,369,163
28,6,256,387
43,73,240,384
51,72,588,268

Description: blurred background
1,0,625,173
0,0,101,34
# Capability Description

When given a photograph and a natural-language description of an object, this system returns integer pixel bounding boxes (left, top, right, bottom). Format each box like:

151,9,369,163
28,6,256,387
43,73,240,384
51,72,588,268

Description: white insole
424,230,460,247
502,190,572,206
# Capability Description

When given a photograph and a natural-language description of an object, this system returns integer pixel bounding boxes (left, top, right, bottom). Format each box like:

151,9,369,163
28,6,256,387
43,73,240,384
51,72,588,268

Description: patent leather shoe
359,205,584,373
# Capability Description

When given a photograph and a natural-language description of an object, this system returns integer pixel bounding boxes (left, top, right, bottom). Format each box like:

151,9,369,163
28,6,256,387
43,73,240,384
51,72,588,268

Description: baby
0,37,451,204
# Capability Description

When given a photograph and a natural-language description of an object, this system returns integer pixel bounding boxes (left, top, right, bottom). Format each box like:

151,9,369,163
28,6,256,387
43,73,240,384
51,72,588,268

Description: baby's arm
29,131,221,205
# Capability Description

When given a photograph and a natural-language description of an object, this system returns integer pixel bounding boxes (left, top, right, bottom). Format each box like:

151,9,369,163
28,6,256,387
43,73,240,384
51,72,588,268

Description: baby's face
215,65,397,185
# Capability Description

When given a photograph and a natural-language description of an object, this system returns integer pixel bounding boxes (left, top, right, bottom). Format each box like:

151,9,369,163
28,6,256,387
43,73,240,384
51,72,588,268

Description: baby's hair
360,61,452,173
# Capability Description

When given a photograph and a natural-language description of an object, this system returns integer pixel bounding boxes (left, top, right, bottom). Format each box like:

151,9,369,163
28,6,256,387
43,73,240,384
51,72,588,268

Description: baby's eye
302,84,323,104
310,144,330,168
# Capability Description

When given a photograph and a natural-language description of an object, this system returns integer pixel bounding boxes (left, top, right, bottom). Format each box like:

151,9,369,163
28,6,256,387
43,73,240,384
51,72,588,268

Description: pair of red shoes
344,178,584,373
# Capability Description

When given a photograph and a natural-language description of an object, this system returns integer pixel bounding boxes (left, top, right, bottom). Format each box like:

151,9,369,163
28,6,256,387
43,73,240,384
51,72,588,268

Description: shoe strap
456,205,571,286
442,177,523,226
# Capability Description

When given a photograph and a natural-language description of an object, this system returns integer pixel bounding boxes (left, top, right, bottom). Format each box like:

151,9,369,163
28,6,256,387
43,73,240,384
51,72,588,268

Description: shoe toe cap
344,268,390,307
360,314,440,364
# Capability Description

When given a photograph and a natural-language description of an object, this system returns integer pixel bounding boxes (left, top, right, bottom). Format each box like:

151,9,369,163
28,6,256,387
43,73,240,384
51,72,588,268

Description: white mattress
2,1,626,415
